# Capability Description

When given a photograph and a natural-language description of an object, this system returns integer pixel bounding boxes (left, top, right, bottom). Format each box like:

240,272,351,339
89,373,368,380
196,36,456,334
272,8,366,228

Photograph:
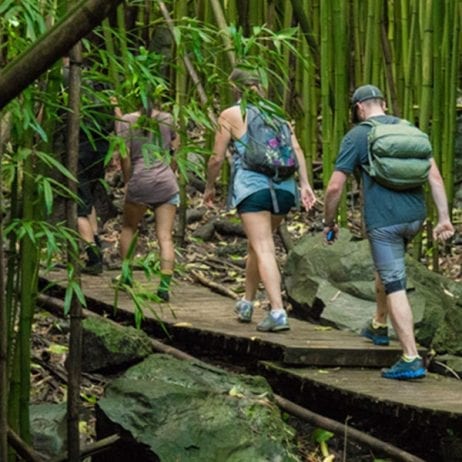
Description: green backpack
361,118,432,190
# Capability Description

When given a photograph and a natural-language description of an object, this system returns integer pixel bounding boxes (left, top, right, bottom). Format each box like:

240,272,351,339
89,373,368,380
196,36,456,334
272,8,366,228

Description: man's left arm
428,159,455,241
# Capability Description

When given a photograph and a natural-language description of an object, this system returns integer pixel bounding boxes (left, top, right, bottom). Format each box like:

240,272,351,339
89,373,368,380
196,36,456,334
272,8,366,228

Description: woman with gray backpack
204,67,316,332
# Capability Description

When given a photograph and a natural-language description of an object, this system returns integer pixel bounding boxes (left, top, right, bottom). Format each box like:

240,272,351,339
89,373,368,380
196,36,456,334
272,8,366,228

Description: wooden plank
39,269,427,368
261,361,462,417
282,346,405,367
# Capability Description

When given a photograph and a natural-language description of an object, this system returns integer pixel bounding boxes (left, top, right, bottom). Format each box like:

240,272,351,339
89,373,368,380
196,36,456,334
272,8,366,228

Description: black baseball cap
351,84,384,106
351,84,384,123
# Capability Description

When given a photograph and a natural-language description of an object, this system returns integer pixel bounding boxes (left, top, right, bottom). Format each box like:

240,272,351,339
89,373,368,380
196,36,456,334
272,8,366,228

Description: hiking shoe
256,312,290,332
234,300,254,323
156,288,170,302
361,319,389,346
382,357,426,380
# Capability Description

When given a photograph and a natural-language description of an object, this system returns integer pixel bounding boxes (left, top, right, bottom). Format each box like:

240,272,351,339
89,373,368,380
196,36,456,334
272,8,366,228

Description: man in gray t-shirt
323,84,454,380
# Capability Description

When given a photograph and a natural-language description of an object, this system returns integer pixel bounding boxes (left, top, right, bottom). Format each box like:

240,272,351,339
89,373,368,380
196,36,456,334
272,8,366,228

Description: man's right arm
324,170,348,226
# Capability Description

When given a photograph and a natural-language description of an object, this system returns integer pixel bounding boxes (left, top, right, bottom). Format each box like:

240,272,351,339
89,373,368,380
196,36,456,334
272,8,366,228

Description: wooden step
39,269,426,368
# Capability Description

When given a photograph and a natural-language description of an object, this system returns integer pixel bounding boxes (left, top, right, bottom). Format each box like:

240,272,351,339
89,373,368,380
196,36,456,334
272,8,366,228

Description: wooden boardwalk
40,268,462,429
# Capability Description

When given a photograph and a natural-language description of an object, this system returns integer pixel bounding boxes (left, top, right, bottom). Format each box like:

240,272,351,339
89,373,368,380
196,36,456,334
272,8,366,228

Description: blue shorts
237,189,295,215
367,220,422,294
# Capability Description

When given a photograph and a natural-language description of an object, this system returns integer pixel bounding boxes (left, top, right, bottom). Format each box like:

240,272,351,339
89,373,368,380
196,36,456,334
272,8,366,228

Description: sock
94,234,102,248
270,308,285,318
402,354,420,362
158,271,173,293
372,318,387,329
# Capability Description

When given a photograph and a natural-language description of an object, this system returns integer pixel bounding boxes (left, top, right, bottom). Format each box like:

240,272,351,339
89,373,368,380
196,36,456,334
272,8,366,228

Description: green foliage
63,265,87,315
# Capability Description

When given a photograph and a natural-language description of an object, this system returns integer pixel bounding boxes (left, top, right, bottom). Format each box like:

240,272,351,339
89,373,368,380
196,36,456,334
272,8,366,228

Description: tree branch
0,0,123,109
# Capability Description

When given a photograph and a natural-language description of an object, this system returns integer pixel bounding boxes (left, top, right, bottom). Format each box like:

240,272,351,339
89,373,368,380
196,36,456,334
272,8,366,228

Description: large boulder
284,230,462,355
95,354,298,462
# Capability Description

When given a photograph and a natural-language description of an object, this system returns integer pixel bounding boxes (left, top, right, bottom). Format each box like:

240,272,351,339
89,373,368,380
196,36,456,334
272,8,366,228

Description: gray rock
95,354,298,462
30,403,67,457
284,230,462,355
432,354,462,378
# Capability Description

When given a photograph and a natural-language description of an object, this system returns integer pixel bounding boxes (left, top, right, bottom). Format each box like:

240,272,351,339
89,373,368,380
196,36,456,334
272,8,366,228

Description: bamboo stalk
0,112,7,462
290,0,320,66
18,163,38,441
442,0,459,210
66,39,83,462
209,0,235,67
102,19,120,95
320,0,333,185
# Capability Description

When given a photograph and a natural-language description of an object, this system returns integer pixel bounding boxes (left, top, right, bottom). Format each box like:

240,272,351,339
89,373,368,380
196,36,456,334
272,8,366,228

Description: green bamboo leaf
63,285,73,315
70,282,87,307
38,177,54,214
0,0,15,15
312,428,334,443
35,150,77,182
37,223,58,254
22,221,37,244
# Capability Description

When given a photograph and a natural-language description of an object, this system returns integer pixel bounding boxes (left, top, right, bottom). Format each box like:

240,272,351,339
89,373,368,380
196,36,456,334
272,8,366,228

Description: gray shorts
367,220,423,294
149,192,180,209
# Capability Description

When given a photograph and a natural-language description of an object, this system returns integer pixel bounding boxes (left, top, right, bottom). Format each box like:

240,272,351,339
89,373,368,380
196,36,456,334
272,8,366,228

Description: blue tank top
228,133,298,209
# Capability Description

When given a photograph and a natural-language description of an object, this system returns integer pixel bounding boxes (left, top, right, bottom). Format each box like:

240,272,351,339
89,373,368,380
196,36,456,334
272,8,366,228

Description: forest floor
30,175,462,461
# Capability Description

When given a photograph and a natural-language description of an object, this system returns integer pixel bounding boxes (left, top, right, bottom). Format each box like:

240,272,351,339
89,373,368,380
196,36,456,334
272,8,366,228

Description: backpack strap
359,119,377,178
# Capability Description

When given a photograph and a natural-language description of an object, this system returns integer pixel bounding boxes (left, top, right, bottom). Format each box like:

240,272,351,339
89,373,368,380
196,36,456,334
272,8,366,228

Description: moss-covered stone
96,354,299,462
81,316,152,372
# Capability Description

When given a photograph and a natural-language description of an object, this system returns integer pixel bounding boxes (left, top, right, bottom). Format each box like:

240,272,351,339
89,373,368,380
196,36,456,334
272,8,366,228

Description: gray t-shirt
116,110,179,206
334,114,426,231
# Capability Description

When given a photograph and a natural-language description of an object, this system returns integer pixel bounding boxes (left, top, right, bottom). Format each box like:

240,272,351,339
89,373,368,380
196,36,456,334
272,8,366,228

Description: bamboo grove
0,0,460,460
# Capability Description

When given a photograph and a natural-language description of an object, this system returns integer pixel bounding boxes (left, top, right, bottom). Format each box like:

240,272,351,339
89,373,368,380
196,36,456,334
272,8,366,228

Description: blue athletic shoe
381,357,426,380
256,312,290,332
361,319,389,346
234,300,254,323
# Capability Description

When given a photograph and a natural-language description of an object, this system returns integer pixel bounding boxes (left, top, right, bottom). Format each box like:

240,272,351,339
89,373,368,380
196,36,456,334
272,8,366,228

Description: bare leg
374,273,388,324
244,244,260,301
120,201,147,259
240,211,285,310
386,289,419,357
88,206,98,235
153,202,177,273
78,216,94,243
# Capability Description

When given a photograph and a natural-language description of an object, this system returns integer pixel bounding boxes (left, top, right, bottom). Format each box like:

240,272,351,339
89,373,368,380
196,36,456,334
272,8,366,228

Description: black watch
322,219,336,228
